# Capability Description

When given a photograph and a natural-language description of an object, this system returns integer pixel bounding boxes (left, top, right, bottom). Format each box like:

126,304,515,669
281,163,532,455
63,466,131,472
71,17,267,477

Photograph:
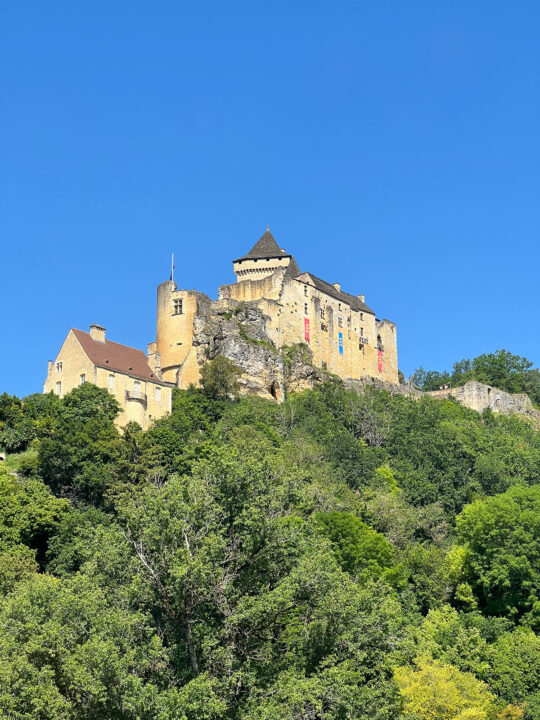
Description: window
304,286,308,297
173,299,183,315
338,317,343,327
361,327,364,336
155,387,161,402
133,381,141,399
80,374,86,385
56,362,62,372
320,307,325,319
338,303,341,311
304,303,308,315
360,313,364,321
108,374,115,390
56,381,61,396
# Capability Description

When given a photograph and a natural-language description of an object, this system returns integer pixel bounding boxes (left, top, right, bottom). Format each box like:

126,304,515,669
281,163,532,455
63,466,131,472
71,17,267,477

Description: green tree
200,356,242,400
394,658,496,720
456,485,540,622
315,511,395,581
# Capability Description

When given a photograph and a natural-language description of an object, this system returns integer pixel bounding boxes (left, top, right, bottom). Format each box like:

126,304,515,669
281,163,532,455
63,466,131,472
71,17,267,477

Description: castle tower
156,279,197,384
233,228,295,282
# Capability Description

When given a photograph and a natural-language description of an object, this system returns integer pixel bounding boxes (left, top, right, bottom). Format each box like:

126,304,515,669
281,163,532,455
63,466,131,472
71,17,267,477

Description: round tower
156,280,192,384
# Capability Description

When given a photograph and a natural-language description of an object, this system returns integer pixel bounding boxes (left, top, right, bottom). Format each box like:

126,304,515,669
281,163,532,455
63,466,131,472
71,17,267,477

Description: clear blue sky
1,1,539,397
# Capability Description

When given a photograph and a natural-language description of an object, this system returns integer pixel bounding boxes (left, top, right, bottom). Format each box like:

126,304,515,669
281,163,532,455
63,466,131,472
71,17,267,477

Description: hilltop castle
149,229,398,390
44,229,398,426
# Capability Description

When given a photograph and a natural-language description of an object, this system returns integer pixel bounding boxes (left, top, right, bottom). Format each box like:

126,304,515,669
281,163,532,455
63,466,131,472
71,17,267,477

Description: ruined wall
427,381,540,420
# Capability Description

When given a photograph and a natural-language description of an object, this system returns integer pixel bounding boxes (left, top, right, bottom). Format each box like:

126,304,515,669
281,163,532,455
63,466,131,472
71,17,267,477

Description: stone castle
44,229,398,426
148,229,398,393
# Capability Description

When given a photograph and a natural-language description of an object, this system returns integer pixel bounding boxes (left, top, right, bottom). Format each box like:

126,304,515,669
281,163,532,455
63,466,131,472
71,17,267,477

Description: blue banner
338,332,343,355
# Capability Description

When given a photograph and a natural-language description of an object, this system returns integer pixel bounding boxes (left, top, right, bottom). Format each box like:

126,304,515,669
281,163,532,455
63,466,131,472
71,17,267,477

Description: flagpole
171,253,174,284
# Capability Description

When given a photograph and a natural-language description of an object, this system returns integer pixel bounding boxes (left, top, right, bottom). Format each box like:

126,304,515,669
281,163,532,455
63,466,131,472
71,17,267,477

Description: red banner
378,350,383,373
304,318,310,343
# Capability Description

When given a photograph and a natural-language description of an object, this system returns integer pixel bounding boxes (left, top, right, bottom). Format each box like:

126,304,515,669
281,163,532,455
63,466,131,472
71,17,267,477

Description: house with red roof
43,324,173,429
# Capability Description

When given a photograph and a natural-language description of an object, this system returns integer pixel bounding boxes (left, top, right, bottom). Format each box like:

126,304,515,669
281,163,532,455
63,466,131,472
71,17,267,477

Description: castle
44,229,398,426
149,229,398,390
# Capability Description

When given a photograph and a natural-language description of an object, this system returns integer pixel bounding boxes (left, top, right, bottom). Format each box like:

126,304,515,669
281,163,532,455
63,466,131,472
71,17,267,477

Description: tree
456,485,540,623
394,658,496,720
200,356,242,400
315,511,395,581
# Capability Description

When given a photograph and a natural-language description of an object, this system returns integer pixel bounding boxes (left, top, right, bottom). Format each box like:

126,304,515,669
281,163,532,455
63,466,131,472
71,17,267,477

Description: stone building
44,324,173,429
152,230,398,390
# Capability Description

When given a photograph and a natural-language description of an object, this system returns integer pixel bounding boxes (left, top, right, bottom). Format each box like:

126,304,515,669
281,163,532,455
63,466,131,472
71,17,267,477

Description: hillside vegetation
0,368,539,720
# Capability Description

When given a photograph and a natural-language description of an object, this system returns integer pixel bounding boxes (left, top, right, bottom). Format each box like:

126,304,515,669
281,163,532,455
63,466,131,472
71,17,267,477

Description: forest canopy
0,373,539,720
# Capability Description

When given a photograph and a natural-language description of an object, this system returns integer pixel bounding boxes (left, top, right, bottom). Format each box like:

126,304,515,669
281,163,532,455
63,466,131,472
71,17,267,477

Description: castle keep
150,229,398,391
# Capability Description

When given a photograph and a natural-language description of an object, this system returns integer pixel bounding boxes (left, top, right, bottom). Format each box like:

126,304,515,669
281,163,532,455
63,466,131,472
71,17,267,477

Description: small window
80,374,86,385
304,286,308,297
304,303,308,315
338,303,341,311
109,374,115,390
338,317,343,327
360,312,364,321
133,381,141,399
173,299,183,315
56,381,61,396
361,327,364,336
320,308,325,319
56,362,62,372
155,387,161,402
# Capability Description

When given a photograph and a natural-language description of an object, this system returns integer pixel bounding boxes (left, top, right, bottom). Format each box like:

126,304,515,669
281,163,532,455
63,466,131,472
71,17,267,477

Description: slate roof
284,256,301,278
72,329,170,385
234,230,291,262
303,273,375,315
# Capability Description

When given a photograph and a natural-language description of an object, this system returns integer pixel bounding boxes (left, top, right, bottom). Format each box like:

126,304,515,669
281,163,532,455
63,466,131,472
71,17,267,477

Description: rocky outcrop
426,381,540,421
192,305,285,400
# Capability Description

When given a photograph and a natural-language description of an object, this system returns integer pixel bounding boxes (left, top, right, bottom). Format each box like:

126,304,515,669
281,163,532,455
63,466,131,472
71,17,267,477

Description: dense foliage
411,350,540,406
0,374,539,719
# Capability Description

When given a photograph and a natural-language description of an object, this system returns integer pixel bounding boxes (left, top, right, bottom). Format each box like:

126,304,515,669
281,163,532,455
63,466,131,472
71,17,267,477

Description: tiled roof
234,230,291,262
284,256,301,278
72,329,169,385
304,273,375,315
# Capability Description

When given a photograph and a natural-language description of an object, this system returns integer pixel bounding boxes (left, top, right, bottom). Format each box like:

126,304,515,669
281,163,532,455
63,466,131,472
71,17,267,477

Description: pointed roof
233,229,292,263
71,329,170,385
284,256,301,278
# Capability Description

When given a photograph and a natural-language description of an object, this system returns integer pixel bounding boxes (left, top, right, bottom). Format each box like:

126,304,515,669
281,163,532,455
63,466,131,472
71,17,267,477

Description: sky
1,1,539,397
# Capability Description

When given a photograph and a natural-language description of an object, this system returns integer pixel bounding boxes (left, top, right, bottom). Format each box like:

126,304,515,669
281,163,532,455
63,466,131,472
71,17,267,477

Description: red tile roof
72,329,169,385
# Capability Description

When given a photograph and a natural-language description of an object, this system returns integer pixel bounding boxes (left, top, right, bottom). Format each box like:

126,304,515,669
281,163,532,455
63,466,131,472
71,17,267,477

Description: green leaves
456,486,540,623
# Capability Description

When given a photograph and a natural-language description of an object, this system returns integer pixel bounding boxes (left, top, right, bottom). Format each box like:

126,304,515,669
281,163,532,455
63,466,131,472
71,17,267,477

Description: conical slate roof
284,256,301,278
233,229,291,262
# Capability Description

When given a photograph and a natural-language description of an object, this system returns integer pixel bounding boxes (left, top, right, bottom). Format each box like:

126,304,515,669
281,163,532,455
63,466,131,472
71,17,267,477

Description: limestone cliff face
191,305,286,401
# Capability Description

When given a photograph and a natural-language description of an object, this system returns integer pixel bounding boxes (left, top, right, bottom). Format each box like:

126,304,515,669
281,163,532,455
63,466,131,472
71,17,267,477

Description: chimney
90,324,106,342
333,283,341,292
358,293,365,303
47,360,52,373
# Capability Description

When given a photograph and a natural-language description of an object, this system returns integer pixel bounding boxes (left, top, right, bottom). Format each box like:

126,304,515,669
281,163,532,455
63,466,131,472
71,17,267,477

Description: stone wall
426,381,540,420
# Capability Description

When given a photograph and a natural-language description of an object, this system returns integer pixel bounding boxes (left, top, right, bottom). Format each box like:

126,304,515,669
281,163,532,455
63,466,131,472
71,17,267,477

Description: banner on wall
304,318,310,343
338,332,343,355
378,350,383,373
